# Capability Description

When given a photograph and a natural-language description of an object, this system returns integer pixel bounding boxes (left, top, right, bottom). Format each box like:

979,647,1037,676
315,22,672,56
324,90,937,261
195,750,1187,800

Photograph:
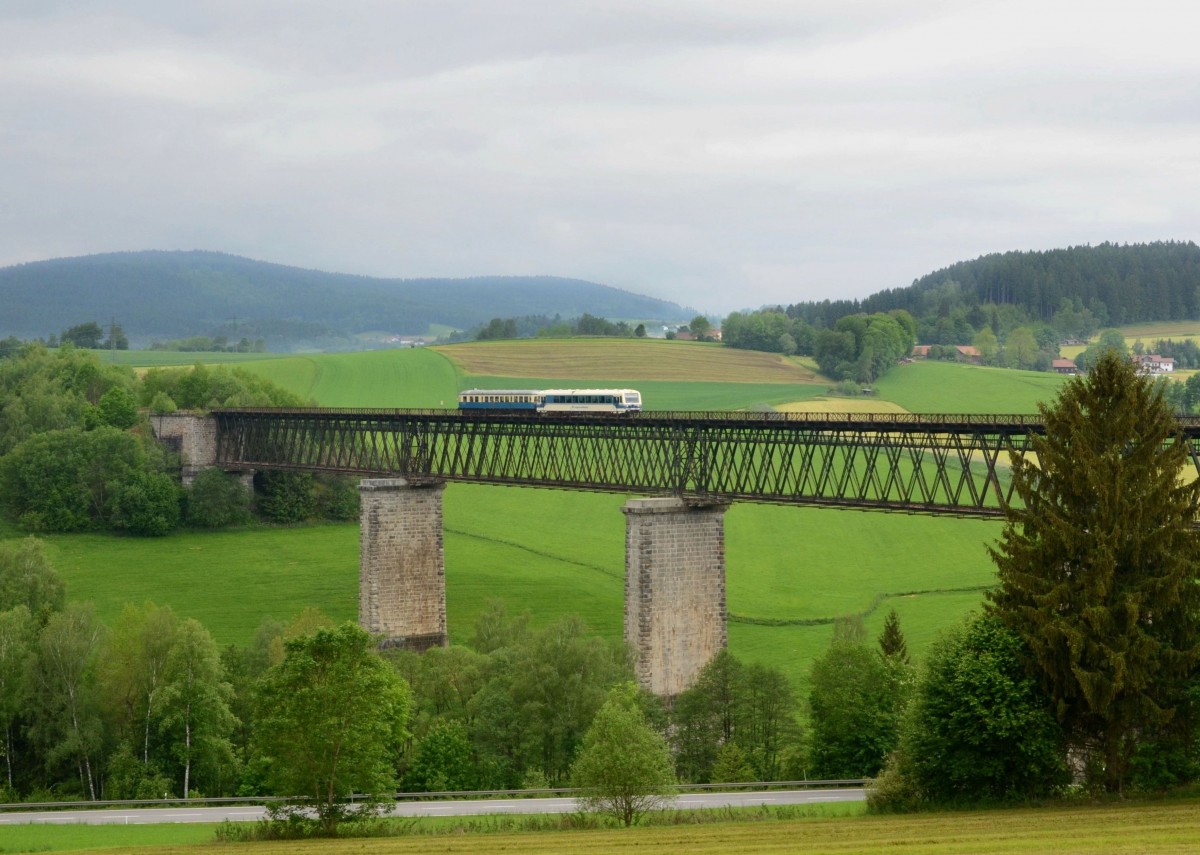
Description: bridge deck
211,408,1200,517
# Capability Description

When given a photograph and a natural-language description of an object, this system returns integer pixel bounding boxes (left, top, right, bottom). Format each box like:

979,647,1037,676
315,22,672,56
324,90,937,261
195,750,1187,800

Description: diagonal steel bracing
211,409,1200,517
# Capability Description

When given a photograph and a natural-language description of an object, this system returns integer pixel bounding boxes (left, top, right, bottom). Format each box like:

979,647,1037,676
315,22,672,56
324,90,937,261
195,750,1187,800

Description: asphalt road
0,788,864,825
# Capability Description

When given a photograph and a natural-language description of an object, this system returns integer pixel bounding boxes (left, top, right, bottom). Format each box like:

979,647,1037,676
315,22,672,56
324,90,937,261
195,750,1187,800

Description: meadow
32,340,1050,692
2,797,1198,854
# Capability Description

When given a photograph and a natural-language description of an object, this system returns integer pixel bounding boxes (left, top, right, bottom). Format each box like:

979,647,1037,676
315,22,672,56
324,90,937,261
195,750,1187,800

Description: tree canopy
988,351,1200,792
254,623,411,834
571,682,676,826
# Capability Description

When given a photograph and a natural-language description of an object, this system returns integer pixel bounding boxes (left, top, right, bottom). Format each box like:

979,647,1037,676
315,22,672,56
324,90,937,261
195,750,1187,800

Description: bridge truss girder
209,409,1118,517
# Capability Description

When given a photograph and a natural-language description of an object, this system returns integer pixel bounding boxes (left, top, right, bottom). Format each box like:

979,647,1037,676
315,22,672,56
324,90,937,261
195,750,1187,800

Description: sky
3,1,1198,314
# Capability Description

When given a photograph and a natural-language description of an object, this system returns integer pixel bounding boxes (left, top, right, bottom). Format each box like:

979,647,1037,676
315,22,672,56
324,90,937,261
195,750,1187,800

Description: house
910,344,981,363
1051,358,1078,375
1132,354,1175,374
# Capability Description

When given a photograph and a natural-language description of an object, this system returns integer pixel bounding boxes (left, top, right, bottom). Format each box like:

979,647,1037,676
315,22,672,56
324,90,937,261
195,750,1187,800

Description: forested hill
790,241,1200,326
0,251,688,345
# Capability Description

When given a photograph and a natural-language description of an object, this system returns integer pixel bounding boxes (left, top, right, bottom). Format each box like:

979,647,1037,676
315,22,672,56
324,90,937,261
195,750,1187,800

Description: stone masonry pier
150,413,217,486
623,497,729,697
358,478,448,651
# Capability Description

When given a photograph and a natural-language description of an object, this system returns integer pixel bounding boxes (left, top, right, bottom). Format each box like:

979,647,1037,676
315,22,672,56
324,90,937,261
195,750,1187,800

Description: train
457,388,642,413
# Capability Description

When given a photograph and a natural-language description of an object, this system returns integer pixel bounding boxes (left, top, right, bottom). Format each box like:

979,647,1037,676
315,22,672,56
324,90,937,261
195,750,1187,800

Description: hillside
789,240,1200,328
0,250,690,347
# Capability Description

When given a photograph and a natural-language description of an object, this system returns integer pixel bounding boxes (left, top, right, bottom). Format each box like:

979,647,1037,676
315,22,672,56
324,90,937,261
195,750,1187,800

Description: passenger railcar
457,388,641,413
456,390,542,411
540,388,641,413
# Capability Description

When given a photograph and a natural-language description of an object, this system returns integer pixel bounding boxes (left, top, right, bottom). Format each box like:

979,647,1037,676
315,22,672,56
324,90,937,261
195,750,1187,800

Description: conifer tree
878,608,910,664
987,351,1200,792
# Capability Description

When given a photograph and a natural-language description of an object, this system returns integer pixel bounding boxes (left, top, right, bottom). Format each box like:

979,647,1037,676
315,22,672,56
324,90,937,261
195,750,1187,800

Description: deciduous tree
0,606,35,790
159,619,238,798
27,604,105,800
809,626,907,779
902,615,1068,802
0,537,65,625
253,623,410,834
571,683,676,826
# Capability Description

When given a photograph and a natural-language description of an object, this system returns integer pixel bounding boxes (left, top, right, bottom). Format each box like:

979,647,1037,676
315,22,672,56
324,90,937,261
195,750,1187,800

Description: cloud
1,1,1198,312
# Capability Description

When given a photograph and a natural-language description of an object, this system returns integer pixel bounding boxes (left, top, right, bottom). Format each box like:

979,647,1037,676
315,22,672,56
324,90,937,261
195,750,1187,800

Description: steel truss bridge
212,409,1200,518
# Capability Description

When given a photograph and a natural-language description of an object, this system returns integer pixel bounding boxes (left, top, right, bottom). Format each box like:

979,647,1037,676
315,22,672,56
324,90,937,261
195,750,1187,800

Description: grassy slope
874,360,1067,413
235,348,462,407
37,341,1065,692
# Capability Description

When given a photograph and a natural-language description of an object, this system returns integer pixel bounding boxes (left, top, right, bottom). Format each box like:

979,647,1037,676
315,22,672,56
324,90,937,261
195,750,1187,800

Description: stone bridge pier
358,478,449,651
623,497,729,697
355,487,729,694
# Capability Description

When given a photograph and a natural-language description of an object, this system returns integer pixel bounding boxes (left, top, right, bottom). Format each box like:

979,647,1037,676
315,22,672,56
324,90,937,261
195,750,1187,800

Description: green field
100,350,291,367
22,342,1071,695
874,360,1067,413
2,797,1197,854
43,487,1000,690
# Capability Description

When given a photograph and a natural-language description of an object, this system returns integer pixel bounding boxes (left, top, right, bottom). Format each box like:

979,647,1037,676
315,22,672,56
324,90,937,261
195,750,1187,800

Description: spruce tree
987,351,1200,792
878,608,910,664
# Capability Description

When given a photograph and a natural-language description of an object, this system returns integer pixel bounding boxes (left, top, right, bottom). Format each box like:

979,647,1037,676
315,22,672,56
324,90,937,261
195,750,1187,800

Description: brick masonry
359,479,448,651
623,497,729,697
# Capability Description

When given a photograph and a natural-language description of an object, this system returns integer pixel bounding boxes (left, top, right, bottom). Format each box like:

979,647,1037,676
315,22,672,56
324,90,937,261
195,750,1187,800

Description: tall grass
3,797,1198,854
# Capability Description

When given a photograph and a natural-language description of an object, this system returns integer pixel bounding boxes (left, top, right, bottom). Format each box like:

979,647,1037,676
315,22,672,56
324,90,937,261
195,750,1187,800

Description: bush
315,474,359,521
187,468,252,528
107,470,183,536
256,471,316,523
900,614,1068,804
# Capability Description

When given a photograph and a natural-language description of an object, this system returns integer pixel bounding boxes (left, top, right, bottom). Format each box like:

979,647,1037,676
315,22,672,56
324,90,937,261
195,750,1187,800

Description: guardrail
0,779,866,812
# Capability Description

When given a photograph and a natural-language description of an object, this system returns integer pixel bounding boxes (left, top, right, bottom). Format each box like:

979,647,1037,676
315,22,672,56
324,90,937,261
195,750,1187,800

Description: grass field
24,341,1071,696
2,798,1197,854
874,360,1066,413
235,348,462,407
43,483,1001,690
100,351,290,367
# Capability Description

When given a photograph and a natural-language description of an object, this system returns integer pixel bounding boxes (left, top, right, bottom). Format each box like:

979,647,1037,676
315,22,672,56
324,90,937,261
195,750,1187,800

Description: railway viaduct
152,407,1200,696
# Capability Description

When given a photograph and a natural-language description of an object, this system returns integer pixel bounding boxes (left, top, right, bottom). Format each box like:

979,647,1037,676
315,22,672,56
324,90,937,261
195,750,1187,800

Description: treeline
720,308,916,384
0,539,805,803
148,335,267,353
0,345,357,536
791,241,1200,330
463,313,650,342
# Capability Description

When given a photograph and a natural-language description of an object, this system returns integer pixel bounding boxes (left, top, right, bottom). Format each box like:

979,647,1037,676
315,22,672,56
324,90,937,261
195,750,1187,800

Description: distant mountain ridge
0,251,691,347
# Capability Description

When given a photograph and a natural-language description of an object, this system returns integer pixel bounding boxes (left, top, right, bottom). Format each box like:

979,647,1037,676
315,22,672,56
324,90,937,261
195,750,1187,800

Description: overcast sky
3,1,1198,313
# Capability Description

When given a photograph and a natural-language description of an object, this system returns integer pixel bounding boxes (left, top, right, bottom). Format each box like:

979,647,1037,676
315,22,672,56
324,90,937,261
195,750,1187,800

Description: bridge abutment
150,413,217,486
623,497,729,697
150,412,253,487
359,478,448,651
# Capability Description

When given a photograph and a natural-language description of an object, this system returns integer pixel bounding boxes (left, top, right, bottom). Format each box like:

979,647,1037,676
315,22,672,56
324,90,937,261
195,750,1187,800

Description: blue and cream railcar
457,389,543,411
457,388,642,413
540,389,642,413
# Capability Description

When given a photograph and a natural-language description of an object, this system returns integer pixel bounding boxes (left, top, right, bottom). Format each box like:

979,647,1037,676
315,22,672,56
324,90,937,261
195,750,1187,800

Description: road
0,788,864,825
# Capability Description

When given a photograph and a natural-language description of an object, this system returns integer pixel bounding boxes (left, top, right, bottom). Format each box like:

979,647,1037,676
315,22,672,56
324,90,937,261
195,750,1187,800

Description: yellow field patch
776,397,910,414
434,339,822,384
